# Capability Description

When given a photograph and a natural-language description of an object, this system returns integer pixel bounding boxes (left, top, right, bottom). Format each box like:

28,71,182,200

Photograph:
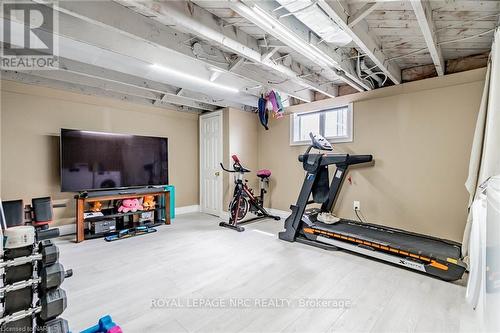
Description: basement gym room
0,0,499,332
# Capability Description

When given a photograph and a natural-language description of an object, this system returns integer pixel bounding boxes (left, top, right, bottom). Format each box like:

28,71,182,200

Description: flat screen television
60,129,168,192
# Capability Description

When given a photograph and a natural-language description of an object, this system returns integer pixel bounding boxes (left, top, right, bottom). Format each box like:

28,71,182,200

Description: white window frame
290,103,353,146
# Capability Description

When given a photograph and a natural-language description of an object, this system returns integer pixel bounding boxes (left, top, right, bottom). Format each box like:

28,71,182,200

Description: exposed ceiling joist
120,0,338,100
154,92,210,110
47,0,320,103
317,0,402,85
262,47,281,63
56,58,228,110
231,0,367,92
411,0,445,76
1,71,202,113
6,67,219,111
348,2,381,28
8,2,258,107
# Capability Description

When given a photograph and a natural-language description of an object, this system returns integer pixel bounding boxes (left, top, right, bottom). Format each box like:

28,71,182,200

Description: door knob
215,171,220,176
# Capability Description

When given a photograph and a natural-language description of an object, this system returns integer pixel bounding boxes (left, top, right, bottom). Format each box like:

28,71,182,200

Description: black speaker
32,197,53,223
1,200,24,227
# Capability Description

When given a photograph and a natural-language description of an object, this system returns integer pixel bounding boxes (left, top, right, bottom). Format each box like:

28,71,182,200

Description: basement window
290,104,353,145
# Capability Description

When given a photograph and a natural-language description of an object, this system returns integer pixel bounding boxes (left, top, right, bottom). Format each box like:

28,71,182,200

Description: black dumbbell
38,240,60,267
0,288,67,325
0,263,72,295
0,241,59,270
40,263,73,291
36,317,70,333
39,288,67,321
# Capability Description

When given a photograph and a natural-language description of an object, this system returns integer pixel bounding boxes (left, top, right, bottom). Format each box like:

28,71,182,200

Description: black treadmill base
296,236,339,251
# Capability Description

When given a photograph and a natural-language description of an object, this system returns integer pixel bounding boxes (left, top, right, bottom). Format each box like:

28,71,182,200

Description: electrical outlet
353,201,361,211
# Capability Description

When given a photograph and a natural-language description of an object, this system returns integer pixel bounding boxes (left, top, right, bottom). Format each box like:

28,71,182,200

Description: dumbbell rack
0,227,72,332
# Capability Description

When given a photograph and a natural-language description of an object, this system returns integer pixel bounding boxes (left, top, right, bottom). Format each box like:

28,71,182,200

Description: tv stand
79,186,167,198
75,187,172,243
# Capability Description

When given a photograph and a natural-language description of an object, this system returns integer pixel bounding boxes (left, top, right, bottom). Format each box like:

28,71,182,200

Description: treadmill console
310,132,333,151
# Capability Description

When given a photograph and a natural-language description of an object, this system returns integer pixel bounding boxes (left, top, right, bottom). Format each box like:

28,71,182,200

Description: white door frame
199,110,224,217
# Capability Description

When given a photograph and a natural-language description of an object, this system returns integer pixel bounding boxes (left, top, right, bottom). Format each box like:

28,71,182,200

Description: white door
200,111,223,216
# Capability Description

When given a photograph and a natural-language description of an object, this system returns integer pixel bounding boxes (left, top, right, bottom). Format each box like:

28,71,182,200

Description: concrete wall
258,68,486,242
1,81,199,226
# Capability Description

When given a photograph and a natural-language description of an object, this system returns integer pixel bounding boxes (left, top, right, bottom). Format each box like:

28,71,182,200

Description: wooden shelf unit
75,190,171,243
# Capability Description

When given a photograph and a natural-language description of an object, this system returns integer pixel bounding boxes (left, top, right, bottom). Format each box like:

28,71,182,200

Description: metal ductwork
275,0,352,46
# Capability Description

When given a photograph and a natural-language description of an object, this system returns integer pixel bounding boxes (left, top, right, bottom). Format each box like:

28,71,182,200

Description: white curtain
464,27,500,258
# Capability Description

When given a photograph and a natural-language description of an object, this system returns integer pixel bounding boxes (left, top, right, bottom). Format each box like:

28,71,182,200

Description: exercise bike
220,155,281,232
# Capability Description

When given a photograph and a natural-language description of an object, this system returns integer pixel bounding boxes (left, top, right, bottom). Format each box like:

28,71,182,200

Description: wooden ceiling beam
348,2,381,28
411,0,445,76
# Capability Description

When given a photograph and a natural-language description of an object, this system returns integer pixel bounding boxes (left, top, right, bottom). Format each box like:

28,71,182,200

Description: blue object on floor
104,226,157,242
80,315,121,333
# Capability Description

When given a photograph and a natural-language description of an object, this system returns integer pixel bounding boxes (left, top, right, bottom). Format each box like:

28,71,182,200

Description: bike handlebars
220,161,251,174
220,162,237,173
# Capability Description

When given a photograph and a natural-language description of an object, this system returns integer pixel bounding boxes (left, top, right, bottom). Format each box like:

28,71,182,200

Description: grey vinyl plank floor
55,213,479,333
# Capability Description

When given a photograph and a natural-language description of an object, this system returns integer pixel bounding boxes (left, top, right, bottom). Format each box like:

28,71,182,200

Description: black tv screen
60,129,168,192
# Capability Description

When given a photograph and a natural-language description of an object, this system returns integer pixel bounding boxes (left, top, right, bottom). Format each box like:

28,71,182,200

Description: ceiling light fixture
150,64,239,94
231,2,338,69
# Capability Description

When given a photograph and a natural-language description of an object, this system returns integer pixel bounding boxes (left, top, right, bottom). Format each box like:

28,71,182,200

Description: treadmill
279,133,466,281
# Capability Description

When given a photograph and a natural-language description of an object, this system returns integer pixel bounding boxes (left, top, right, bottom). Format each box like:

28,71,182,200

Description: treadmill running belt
314,220,461,260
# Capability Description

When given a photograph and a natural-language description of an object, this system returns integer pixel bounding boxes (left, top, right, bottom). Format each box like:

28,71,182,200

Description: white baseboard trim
266,208,290,218
58,224,76,236
55,205,201,236
175,205,200,215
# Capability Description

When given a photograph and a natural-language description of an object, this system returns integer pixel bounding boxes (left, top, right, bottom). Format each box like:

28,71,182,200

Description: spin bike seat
257,169,271,179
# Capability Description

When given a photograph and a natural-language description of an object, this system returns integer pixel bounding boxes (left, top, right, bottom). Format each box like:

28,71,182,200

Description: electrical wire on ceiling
191,43,230,66
439,28,496,46
356,53,374,89
222,19,247,28
386,48,428,62
298,73,315,78
193,54,231,66
364,72,388,86
353,50,389,88
366,64,380,72
347,53,368,59
267,78,290,85
435,13,500,33
386,27,496,62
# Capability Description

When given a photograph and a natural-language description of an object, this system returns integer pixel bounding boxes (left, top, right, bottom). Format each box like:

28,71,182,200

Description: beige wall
259,68,486,242
1,81,199,226
222,107,259,210
0,67,485,241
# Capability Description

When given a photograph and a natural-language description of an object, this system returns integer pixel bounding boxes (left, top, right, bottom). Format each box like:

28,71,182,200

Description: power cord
354,209,366,223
